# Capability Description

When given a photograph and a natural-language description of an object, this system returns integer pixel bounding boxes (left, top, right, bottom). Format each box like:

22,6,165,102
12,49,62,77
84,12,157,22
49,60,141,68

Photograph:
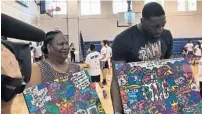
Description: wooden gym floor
1,64,201,114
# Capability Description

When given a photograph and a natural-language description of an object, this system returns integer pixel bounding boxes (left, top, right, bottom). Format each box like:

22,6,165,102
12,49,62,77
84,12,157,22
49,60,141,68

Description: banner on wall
113,58,202,113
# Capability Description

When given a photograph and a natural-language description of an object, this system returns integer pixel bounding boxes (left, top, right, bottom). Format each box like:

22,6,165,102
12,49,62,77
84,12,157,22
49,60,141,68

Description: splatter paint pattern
114,58,202,114
23,70,105,114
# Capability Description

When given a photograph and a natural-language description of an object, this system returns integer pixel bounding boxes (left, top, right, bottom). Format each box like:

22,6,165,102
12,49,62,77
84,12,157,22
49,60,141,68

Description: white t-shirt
106,46,112,59
100,47,107,62
185,43,194,51
34,46,42,57
31,50,34,63
106,46,112,67
85,51,101,76
194,45,202,56
199,57,202,78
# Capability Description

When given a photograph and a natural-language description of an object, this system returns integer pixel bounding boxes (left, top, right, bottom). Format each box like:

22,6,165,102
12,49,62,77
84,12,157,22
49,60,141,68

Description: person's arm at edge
111,67,123,114
164,30,174,59
26,63,42,88
110,33,130,114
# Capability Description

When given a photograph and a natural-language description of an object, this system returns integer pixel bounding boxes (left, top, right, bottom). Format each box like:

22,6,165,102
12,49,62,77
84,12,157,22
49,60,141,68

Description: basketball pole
127,0,132,12
127,0,132,27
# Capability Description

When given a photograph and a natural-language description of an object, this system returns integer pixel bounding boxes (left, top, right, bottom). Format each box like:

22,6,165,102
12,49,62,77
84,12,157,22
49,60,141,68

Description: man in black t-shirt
111,2,173,114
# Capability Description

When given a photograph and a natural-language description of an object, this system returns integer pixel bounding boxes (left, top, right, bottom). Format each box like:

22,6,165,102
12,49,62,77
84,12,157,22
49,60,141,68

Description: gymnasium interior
1,0,202,114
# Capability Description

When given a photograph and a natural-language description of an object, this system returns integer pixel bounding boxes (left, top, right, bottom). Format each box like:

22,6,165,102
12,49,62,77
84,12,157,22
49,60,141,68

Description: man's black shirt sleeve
163,30,173,59
112,32,131,62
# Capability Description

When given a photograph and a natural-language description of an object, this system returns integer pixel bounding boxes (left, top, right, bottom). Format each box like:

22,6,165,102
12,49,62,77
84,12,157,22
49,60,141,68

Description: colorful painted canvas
113,58,202,114
23,70,105,114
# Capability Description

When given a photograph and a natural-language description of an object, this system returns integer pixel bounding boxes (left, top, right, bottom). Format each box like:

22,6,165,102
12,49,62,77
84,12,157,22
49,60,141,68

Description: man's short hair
90,44,95,51
142,2,165,19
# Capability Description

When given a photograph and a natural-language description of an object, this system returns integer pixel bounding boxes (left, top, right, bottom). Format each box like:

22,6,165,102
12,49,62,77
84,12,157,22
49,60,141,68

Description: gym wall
76,1,202,41
1,0,40,43
1,0,39,27
39,15,68,35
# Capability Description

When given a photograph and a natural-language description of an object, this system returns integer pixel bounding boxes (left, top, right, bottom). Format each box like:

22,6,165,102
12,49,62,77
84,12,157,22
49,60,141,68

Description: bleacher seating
83,38,202,59
172,38,202,57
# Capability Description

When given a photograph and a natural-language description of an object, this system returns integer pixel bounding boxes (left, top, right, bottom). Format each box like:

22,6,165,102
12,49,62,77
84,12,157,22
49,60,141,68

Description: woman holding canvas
27,30,80,87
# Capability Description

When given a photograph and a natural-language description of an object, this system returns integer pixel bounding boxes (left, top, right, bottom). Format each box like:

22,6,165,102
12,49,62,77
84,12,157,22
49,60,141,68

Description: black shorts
91,75,100,82
101,61,109,69
188,51,193,55
194,55,201,58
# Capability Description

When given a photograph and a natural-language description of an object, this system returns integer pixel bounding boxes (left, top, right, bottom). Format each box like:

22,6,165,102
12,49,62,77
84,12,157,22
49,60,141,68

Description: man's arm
111,34,130,114
111,70,123,114
164,30,174,59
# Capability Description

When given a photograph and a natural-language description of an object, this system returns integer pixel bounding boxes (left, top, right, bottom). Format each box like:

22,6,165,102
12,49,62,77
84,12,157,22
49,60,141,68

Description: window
188,0,197,11
177,0,186,11
177,0,197,11
80,0,101,15
52,0,67,15
144,0,164,7
113,0,132,14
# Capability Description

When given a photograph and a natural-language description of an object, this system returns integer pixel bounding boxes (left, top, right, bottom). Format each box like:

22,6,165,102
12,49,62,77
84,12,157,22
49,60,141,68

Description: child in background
100,40,109,85
182,48,188,57
199,58,202,97
70,43,76,62
185,40,194,64
199,57,202,77
194,41,202,64
85,44,107,98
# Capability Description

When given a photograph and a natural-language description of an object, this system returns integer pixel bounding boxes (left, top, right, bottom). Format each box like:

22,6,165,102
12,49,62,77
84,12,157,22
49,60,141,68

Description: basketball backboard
117,12,141,27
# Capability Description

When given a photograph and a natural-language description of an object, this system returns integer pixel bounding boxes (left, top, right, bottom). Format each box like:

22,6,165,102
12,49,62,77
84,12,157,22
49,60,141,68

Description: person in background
2,36,7,40
185,40,194,64
29,42,32,46
111,2,173,114
1,43,29,114
100,40,109,85
30,47,34,63
27,30,80,87
199,57,202,97
70,43,76,62
29,42,35,63
193,41,202,64
85,44,107,98
106,41,112,77
34,42,43,62
199,57,202,77
182,48,188,58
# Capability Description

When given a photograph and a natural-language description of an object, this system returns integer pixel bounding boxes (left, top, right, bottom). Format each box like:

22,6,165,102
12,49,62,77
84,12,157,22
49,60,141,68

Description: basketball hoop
55,6,61,11
48,6,61,14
